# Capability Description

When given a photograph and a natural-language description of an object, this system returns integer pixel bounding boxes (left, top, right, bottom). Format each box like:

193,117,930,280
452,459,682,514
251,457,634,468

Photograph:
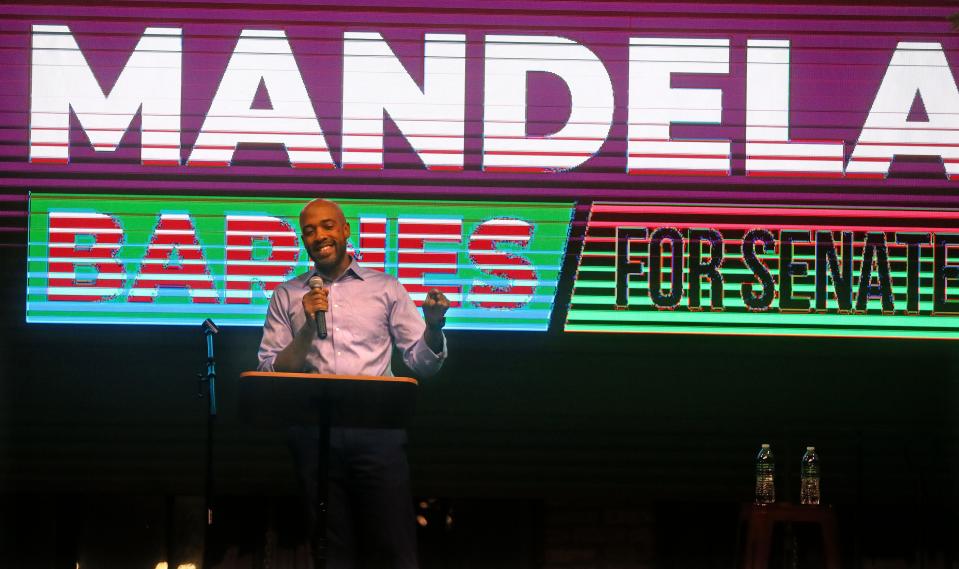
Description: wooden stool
738,502,841,569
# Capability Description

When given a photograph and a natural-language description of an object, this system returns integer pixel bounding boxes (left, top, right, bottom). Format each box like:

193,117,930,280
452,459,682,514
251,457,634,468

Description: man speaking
257,198,450,568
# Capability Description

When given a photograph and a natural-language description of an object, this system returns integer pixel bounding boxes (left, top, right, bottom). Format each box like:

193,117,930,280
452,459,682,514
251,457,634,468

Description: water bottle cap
806,446,815,451
761,443,770,448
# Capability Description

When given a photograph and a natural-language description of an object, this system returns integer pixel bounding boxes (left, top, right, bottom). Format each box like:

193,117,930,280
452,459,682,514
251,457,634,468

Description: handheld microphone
307,275,328,339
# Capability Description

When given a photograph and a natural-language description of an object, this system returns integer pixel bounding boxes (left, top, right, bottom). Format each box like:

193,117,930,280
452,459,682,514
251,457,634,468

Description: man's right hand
302,287,329,325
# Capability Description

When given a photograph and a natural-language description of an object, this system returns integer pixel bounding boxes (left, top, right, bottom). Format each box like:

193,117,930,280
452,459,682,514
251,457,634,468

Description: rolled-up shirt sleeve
257,286,294,372
388,280,447,378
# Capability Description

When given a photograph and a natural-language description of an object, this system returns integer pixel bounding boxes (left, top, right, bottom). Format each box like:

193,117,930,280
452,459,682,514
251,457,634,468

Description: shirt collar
306,256,370,285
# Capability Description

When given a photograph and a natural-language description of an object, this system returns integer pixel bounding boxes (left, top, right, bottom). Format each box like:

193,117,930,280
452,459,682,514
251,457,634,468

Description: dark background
2,1,959,566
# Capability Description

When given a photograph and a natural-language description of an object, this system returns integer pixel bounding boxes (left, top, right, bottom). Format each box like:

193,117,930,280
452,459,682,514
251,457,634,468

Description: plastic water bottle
755,444,775,504
800,446,821,505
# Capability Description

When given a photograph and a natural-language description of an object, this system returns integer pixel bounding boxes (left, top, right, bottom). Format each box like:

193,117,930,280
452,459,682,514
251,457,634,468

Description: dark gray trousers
289,427,418,569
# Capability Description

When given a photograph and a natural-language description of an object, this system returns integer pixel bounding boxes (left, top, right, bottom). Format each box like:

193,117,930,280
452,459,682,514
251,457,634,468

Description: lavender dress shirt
257,258,447,377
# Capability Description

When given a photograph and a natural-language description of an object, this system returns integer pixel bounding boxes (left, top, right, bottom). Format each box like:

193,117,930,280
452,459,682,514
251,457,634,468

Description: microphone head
201,318,219,335
308,275,326,290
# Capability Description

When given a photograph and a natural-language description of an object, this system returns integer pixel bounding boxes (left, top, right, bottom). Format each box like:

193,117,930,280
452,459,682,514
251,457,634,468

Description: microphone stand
198,318,219,567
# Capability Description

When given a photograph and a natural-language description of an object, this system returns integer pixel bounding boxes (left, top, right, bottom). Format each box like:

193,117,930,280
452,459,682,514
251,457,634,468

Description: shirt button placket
328,283,336,369
331,283,342,362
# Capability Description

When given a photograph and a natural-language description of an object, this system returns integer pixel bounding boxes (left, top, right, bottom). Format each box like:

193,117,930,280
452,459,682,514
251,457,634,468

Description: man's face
300,200,351,274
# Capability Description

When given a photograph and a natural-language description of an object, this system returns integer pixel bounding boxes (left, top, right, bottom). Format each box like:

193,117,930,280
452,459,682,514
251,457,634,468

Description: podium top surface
240,371,418,385
238,370,418,428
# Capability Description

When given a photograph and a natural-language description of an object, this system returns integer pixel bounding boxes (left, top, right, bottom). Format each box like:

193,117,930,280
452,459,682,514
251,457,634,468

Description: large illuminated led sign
28,194,574,329
8,3,959,340
567,203,959,339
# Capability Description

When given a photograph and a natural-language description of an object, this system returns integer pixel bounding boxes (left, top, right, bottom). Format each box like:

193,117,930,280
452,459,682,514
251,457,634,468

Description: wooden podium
238,371,418,568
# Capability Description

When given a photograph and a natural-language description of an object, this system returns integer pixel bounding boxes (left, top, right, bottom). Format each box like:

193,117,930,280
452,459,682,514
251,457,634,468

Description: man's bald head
300,198,346,227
